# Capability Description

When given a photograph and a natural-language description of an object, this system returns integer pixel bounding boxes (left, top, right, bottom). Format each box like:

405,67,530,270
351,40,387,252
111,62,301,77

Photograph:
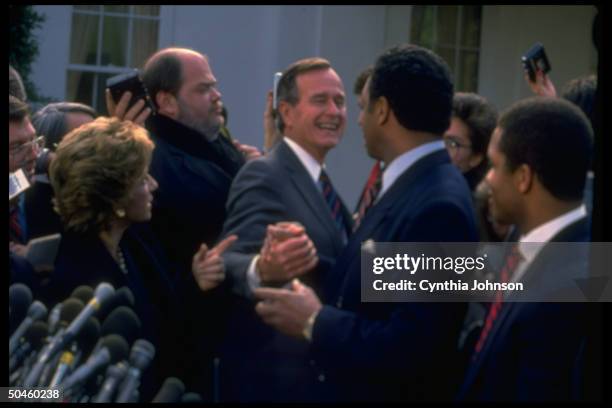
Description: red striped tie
9,205,24,244
353,161,382,231
472,244,523,358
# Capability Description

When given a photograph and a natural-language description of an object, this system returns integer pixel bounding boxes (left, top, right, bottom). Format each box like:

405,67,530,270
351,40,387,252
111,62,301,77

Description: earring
116,208,126,218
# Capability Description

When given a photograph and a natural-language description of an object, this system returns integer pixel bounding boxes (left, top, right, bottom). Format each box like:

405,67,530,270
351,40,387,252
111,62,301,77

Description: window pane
437,6,458,46
461,6,482,48
74,5,100,11
435,46,456,73
69,14,99,65
101,16,128,66
131,19,159,68
134,5,160,16
411,5,435,48
104,5,129,14
96,73,116,116
458,50,479,92
66,71,94,107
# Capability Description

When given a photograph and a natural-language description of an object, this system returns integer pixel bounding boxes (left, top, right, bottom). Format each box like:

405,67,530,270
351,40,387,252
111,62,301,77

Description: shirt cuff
247,254,262,292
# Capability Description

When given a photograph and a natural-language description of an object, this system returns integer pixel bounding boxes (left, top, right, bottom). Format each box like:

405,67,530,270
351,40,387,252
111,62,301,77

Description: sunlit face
358,78,383,160
444,117,483,173
485,127,522,225
9,117,38,177
123,168,158,223
281,68,346,161
176,53,223,138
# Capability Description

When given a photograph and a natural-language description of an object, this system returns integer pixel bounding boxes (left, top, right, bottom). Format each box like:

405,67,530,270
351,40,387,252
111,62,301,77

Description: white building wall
28,5,597,209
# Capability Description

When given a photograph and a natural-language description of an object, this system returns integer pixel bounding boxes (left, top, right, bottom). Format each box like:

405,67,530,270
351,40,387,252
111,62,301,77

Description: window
411,5,482,92
66,5,160,113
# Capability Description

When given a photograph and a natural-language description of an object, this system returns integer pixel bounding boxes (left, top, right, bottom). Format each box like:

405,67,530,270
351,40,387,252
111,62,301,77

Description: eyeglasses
443,137,472,151
9,135,46,158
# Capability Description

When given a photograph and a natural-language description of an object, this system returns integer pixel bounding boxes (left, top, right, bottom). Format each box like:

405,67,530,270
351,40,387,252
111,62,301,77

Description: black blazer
51,225,184,401
218,139,351,402
310,149,479,402
457,217,591,402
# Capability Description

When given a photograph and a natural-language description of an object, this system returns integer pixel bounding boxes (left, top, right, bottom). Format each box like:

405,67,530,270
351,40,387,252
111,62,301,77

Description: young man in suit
216,57,352,402
253,44,478,402
457,97,595,401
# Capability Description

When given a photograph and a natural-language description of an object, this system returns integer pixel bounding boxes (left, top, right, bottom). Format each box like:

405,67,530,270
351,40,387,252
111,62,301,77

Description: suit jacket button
318,373,326,382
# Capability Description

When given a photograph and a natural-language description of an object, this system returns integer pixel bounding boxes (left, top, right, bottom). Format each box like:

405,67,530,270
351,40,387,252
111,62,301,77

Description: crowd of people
9,38,602,402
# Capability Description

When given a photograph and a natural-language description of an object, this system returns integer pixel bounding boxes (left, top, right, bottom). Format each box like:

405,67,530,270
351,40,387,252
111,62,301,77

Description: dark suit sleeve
311,201,475,373
221,159,288,298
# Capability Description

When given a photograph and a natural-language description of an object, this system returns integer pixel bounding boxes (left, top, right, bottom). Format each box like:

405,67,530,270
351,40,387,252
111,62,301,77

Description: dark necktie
472,244,523,359
9,204,24,244
318,169,348,241
354,161,383,231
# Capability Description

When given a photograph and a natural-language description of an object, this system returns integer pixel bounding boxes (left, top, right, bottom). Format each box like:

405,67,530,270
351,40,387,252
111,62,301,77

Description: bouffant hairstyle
50,117,154,233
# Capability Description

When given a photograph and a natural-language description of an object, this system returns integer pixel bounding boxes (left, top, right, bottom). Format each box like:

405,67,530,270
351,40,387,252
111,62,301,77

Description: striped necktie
353,161,382,231
472,244,524,359
9,204,24,244
318,169,348,241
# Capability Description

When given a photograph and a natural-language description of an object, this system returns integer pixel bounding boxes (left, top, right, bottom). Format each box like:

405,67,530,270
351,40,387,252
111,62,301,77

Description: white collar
379,140,445,199
518,204,587,264
283,137,323,183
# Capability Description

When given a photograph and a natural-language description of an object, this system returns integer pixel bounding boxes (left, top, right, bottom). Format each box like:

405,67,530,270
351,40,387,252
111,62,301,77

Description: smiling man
218,57,353,402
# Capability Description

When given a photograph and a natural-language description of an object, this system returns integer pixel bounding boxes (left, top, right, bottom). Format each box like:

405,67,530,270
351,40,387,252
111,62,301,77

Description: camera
521,42,551,82
106,70,156,115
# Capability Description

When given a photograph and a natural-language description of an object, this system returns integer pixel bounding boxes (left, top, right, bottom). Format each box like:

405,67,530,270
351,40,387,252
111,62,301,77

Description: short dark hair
9,95,29,122
142,48,186,109
353,66,373,95
276,57,331,133
452,92,497,157
561,74,597,125
9,65,27,102
498,97,593,201
369,44,454,135
32,102,98,150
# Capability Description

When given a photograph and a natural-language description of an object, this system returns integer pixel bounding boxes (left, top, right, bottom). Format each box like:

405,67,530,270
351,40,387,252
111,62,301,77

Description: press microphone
48,317,101,388
91,361,129,403
9,283,33,335
24,283,114,387
114,339,156,403
71,285,94,304
101,306,142,347
181,392,203,403
60,334,129,393
151,377,185,403
25,298,84,387
9,300,47,356
9,321,48,374
47,303,62,335
97,287,135,322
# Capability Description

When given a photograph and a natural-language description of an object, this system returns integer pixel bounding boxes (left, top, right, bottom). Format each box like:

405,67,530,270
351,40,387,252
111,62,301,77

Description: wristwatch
302,310,319,342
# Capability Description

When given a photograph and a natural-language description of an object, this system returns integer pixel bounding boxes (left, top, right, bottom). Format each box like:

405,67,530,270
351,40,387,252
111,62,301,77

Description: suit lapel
278,142,346,251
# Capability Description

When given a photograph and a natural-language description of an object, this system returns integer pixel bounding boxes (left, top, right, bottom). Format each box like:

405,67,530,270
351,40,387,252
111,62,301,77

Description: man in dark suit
457,97,595,401
217,57,352,402
140,47,249,397
253,44,478,402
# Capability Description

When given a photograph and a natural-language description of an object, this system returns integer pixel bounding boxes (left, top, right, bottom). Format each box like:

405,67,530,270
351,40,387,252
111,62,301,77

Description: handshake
257,222,319,283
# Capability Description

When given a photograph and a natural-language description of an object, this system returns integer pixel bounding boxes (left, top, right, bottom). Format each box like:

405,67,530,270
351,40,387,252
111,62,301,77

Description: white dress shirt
510,204,587,284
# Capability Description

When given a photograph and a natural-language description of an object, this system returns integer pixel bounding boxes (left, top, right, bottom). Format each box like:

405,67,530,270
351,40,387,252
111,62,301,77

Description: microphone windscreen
97,287,135,321
93,283,115,306
10,283,33,333
181,392,202,403
101,306,142,346
77,317,101,357
70,286,94,304
152,377,185,403
27,300,48,321
59,298,85,327
101,334,129,363
25,321,49,349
